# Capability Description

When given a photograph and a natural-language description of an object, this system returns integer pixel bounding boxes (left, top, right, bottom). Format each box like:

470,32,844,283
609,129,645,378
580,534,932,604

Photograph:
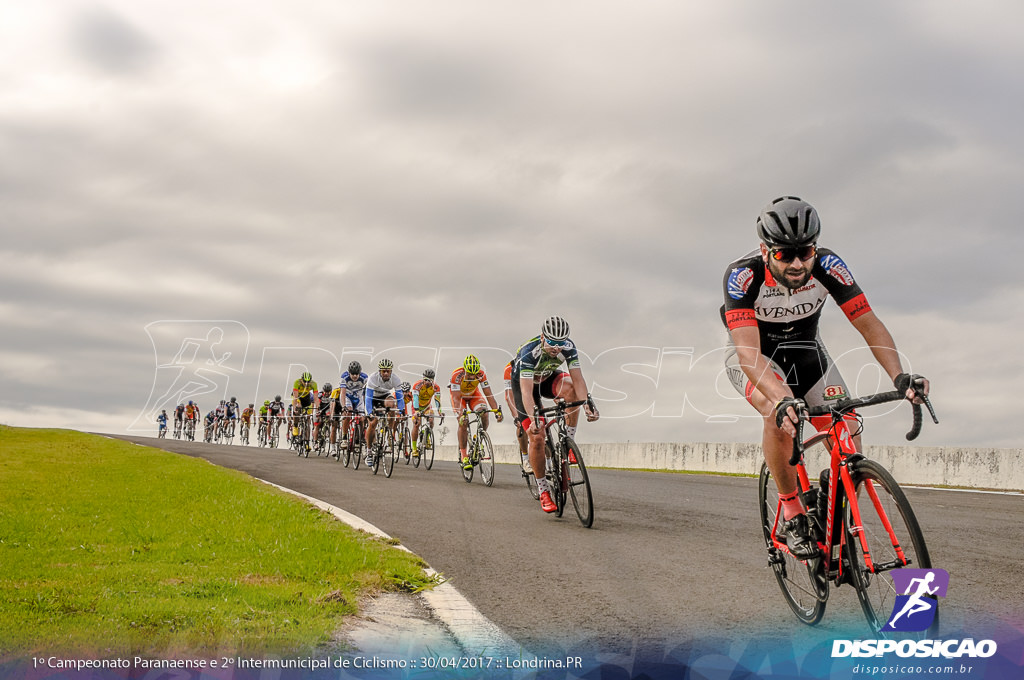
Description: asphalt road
113,434,1023,658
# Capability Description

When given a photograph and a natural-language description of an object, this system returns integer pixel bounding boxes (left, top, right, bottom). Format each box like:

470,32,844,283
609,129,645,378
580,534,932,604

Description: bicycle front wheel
547,441,566,517
422,428,435,470
846,459,936,637
521,446,539,500
382,429,397,478
349,431,361,469
565,439,594,528
758,462,826,625
478,430,495,486
461,441,474,483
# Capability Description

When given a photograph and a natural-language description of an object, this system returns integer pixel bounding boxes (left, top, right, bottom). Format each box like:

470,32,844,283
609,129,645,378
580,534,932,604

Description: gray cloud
70,6,157,75
1,1,1021,448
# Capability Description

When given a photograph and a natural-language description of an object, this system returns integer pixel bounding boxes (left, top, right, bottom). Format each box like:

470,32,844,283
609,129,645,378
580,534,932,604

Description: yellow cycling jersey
411,379,441,409
293,378,318,398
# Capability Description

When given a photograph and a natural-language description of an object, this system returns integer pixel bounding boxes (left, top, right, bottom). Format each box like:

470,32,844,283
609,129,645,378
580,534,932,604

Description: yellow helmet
463,355,481,374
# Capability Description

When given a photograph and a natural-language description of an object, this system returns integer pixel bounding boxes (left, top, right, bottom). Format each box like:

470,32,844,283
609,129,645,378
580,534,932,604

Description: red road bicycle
759,386,939,635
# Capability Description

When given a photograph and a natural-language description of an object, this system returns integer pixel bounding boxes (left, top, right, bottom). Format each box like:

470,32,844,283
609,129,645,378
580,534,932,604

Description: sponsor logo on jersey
728,267,755,300
821,254,854,285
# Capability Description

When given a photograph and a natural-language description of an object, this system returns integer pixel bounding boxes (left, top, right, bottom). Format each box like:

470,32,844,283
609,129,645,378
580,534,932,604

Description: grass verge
0,426,436,659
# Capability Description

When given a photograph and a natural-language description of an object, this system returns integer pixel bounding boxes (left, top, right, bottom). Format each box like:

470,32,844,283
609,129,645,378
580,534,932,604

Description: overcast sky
2,1,1021,449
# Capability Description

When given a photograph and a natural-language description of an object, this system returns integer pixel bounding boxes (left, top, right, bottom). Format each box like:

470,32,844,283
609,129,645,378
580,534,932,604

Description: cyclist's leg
468,392,489,430
725,339,800,496
451,392,471,464
410,410,421,450
514,377,552,502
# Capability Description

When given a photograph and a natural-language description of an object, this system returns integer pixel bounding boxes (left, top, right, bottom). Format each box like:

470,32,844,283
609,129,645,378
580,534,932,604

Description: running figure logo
882,568,949,632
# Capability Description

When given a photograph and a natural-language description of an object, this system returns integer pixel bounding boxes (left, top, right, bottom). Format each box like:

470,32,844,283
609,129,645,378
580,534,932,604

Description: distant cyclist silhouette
888,571,939,626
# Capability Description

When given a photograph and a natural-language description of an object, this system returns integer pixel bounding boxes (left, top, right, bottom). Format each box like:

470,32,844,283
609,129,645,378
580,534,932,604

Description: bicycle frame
768,415,867,580
768,389,937,578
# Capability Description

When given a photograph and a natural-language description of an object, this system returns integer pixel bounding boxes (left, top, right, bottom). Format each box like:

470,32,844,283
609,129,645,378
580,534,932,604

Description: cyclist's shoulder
516,336,543,359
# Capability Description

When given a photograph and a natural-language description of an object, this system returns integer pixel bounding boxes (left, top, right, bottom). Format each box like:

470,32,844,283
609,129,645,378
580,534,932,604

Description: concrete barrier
433,442,1024,491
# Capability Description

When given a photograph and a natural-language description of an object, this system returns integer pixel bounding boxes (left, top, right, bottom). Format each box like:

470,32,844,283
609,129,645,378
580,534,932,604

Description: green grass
0,426,436,659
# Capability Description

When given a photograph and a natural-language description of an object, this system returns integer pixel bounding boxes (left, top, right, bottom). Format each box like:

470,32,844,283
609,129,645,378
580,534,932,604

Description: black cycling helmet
423,368,436,380
274,395,282,402
323,382,333,393
756,196,820,247
348,361,361,374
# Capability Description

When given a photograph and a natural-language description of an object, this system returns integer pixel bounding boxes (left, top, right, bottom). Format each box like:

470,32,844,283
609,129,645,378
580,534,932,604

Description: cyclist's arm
519,376,539,430
364,387,375,415
568,365,597,420
849,311,929,400
481,383,500,410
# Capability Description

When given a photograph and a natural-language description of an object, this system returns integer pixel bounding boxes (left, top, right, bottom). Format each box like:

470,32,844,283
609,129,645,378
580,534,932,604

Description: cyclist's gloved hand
773,397,805,432
894,373,929,403
585,395,599,422
495,408,504,423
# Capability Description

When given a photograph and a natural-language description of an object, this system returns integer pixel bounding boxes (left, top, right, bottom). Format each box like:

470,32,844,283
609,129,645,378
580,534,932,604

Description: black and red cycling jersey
720,247,872,354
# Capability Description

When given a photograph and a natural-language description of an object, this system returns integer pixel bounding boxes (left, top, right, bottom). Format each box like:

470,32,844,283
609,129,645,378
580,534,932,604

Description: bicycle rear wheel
401,425,412,465
845,458,936,637
478,430,495,486
565,438,594,528
758,462,826,625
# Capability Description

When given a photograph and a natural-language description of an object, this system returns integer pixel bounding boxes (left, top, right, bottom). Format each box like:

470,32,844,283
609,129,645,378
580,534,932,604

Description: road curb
256,478,525,659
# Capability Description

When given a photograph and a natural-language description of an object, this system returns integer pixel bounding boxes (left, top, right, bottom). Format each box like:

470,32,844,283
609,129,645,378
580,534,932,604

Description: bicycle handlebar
789,389,938,466
536,398,591,417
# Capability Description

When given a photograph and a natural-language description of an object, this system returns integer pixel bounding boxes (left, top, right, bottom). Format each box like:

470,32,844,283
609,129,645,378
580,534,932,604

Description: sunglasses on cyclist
543,336,569,348
769,244,816,263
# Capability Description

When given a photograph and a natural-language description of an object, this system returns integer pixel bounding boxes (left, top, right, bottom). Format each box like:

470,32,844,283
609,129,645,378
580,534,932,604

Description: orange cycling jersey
184,404,199,419
449,367,489,396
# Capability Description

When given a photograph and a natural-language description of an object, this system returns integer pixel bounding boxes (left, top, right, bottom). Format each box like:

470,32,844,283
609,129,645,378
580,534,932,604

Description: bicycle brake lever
923,395,939,424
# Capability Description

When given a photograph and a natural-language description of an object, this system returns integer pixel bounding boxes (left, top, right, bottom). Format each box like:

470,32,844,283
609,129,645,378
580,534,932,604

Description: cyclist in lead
511,316,599,513
721,196,930,558
449,355,503,470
